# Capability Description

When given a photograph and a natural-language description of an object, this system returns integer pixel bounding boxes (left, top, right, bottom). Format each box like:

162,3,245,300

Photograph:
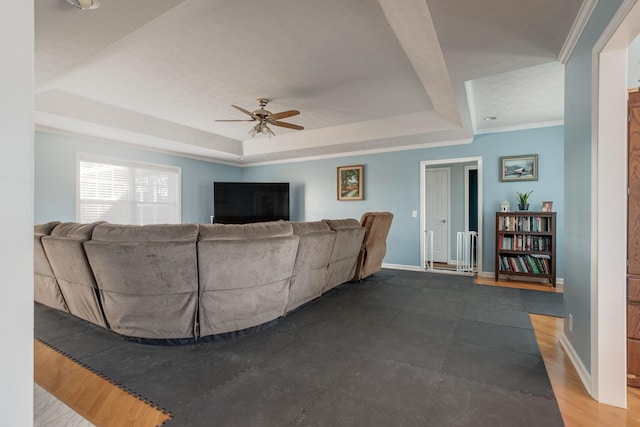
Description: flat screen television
213,182,290,224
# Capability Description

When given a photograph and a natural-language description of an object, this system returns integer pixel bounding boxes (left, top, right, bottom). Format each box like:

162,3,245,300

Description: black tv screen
213,182,290,224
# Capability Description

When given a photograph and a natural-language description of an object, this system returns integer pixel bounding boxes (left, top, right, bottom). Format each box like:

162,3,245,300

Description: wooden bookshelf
495,211,556,286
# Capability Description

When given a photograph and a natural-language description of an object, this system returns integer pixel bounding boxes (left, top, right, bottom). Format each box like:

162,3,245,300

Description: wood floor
34,340,171,426
34,276,638,426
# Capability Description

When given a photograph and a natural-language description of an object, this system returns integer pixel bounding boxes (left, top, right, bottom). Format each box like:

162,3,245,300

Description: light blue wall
629,34,640,88
564,0,624,373
244,126,564,274
35,127,564,276
35,132,242,224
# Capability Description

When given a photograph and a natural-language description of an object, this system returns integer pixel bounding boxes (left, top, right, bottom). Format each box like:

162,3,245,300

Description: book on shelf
498,214,553,233
499,254,550,275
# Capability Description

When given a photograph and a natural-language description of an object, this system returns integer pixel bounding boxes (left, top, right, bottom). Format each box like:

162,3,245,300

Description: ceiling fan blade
231,105,256,118
271,120,304,130
270,110,300,120
215,119,255,122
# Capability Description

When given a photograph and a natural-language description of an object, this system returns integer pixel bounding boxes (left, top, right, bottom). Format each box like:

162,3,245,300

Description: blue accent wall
35,132,242,224
244,126,564,275
564,0,624,373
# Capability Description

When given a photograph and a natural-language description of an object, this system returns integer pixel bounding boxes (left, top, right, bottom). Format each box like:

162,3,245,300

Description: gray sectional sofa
33,219,366,342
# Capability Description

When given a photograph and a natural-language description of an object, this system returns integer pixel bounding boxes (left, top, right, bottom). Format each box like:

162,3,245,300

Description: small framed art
499,154,538,182
541,201,553,212
337,165,363,201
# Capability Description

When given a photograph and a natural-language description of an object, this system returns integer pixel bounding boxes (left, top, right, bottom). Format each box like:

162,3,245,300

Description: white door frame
585,0,640,408
420,157,483,274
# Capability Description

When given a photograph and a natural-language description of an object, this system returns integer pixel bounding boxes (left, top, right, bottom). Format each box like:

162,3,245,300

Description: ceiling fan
216,98,304,137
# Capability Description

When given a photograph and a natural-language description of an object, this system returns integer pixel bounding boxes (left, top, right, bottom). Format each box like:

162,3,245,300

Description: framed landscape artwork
499,154,538,182
337,165,364,201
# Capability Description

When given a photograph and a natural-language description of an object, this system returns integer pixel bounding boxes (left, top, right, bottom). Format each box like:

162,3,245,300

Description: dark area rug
35,270,564,426
520,288,564,317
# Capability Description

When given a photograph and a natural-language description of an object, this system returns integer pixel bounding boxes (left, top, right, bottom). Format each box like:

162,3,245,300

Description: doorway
425,168,450,264
420,157,483,275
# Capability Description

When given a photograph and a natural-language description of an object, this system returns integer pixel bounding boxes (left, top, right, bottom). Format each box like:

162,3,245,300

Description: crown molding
35,126,242,167
473,120,564,135
557,0,599,64
240,137,473,167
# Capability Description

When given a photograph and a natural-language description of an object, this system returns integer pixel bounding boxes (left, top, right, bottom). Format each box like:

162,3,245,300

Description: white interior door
425,168,450,263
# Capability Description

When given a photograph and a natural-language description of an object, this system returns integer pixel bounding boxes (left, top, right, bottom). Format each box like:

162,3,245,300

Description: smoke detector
65,0,100,10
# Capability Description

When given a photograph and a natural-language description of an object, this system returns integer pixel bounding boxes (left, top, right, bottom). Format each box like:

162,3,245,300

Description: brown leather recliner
354,212,394,280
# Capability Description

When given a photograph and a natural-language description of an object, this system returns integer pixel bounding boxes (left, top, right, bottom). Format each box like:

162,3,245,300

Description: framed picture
499,154,538,182
541,201,553,212
337,165,364,201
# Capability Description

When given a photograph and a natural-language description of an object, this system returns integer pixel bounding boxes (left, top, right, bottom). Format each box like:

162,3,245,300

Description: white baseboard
560,332,593,396
381,263,476,277
381,263,423,272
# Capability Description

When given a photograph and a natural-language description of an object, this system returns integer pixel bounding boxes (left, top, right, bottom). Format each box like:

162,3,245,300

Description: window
78,155,181,225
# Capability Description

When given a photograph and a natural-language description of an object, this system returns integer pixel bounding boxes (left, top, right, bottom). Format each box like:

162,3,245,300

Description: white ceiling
35,0,583,165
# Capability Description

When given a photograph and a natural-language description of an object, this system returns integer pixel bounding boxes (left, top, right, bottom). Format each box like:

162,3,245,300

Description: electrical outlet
568,314,573,332
412,210,417,218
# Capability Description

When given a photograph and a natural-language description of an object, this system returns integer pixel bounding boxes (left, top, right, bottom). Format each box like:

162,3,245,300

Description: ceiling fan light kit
66,0,100,10
249,121,275,138
216,98,304,138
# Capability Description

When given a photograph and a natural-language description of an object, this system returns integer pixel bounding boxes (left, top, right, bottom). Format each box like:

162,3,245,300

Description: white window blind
78,156,181,225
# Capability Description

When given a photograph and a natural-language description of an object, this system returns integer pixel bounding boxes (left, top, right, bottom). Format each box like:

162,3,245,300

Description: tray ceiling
35,0,583,164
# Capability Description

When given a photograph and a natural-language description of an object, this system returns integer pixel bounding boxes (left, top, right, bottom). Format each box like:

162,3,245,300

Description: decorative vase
518,203,529,211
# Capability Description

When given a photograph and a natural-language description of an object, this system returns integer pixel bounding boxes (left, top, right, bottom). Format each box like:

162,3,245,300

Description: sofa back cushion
199,220,293,240
92,223,199,242
355,212,394,280
197,221,298,336
34,221,61,237
34,221,68,312
285,221,336,312
84,223,199,339
42,221,108,327
50,221,104,239
323,219,365,290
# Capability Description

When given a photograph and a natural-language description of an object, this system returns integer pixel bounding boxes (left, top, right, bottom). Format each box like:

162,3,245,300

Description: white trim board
381,263,423,272
560,332,593,395
557,0,599,64
586,0,639,408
